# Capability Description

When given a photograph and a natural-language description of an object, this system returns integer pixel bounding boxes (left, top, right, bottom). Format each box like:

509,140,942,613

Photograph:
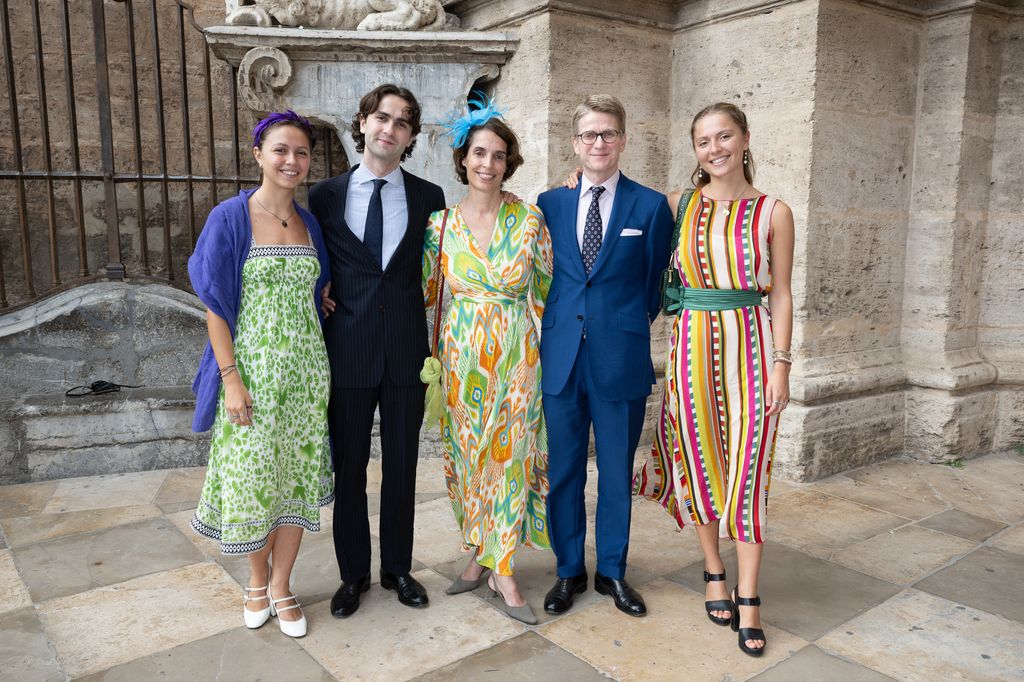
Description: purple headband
251,110,317,149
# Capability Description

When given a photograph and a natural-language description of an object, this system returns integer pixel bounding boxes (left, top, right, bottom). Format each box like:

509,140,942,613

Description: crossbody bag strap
671,188,697,257
430,209,450,358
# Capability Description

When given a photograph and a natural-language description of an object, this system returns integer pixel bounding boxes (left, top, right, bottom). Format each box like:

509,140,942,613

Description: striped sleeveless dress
633,189,779,544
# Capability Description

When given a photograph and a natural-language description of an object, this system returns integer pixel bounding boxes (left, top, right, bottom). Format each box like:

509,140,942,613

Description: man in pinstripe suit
309,84,446,618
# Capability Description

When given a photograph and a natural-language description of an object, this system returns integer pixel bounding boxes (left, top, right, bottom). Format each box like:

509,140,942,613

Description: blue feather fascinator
443,92,505,149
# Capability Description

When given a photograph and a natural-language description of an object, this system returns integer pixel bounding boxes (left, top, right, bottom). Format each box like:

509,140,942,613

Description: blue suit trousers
543,338,648,580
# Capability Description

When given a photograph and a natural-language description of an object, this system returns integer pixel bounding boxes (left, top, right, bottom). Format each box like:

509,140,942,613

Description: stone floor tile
989,524,1024,556
540,579,806,681
297,569,523,680
0,548,32,615
955,461,1024,524
750,645,895,682
0,480,58,518
0,504,162,548
916,508,1007,542
769,478,800,497
670,543,899,641
845,459,1004,523
831,525,976,585
43,470,168,514
395,496,470,568
37,562,241,679
915,547,1024,623
809,474,948,520
153,467,206,513
766,490,906,559
415,456,449,494
818,589,1024,682
413,631,606,681
0,607,64,682
13,516,205,602
76,625,334,681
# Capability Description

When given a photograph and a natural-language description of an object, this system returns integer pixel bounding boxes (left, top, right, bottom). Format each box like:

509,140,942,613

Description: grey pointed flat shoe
445,568,491,595
488,577,538,625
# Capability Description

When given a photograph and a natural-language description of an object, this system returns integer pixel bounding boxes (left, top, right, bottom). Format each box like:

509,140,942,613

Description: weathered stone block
774,390,905,482
904,387,998,462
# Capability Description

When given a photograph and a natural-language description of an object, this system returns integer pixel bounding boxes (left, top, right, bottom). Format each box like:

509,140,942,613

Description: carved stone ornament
237,47,293,113
225,0,449,31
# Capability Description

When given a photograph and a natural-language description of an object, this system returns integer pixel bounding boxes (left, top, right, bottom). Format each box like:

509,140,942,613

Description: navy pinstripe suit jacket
309,165,446,388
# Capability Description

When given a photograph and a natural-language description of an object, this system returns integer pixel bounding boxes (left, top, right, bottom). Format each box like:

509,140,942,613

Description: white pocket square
621,228,643,236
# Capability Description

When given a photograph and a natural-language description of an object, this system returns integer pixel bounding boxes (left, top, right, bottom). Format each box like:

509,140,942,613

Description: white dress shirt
344,164,408,268
575,170,621,251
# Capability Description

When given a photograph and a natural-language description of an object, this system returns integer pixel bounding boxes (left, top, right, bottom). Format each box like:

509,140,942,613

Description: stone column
901,7,1003,461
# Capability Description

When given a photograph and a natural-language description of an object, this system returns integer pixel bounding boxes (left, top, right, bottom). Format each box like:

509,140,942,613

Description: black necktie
364,178,386,267
581,185,605,274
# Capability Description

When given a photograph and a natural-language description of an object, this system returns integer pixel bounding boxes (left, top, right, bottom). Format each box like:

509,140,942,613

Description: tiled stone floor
1,451,1022,681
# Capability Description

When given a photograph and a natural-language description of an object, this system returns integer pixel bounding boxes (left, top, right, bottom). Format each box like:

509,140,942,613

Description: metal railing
0,0,345,311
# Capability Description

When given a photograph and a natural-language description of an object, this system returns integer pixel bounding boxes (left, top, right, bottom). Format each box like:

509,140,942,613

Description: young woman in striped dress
633,102,795,656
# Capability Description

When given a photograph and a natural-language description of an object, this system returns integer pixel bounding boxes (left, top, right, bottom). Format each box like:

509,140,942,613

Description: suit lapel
589,174,636,277
560,184,587,277
385,168,419,274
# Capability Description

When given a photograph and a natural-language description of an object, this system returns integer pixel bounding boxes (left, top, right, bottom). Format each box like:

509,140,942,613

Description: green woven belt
663,287,763,313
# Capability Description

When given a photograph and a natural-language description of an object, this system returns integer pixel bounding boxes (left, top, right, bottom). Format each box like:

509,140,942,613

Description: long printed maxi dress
192,238,334,554
633,190,780,544
422,202,553,575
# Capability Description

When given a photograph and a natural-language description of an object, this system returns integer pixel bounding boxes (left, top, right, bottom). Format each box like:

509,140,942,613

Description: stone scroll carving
237,47,293,113
225,0,449,31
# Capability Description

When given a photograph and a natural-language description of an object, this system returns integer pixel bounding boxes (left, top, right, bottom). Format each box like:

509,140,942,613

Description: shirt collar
353,163,405,188
580,170,620,198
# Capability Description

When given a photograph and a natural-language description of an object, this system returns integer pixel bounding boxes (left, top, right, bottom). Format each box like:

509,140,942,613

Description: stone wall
454,0,1024,478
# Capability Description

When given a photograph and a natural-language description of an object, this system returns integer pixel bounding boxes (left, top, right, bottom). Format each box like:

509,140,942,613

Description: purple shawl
188,188,331,432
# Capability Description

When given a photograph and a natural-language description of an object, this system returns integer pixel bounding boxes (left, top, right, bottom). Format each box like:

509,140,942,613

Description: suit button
379,304,386,312
586,282,592,288
383,273,390,279
576,314,583,321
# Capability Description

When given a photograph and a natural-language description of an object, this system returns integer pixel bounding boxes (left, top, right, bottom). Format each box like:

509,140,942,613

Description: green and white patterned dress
191,238,334,554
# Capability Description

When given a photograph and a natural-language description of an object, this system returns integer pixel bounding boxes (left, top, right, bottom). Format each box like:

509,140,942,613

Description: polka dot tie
581,185,605,274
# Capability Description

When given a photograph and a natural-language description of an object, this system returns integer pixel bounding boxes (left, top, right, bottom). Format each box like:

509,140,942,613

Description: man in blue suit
537,95,673,617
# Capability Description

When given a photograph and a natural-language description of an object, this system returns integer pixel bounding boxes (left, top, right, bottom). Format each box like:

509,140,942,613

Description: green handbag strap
670,188,697,259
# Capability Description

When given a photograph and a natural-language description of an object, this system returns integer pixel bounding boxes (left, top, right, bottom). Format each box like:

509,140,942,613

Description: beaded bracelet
772,349,793,365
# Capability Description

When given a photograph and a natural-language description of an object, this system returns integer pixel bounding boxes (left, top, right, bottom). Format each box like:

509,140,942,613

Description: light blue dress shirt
344,164,408,268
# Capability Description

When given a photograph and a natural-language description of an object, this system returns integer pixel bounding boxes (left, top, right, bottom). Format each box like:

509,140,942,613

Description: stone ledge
0,387,207,485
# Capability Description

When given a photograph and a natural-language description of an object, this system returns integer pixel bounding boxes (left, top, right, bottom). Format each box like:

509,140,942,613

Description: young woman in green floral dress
188,111,333,638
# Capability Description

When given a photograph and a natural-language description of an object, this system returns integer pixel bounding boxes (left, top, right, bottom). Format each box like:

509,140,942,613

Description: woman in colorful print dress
188,111,333,638
633,102,794,656
422,105,553,624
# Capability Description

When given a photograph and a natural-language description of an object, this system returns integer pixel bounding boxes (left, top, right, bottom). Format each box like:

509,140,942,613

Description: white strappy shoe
242,585,271,629
268,586,307,638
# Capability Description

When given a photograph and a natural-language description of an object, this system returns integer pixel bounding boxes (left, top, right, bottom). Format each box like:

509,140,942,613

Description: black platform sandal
731,587,766,657
703,571,733,626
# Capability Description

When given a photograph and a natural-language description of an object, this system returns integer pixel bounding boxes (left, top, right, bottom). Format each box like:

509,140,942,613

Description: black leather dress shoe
594,573,647,617
330,575,370,618
380,571,429,608
543,571,588,614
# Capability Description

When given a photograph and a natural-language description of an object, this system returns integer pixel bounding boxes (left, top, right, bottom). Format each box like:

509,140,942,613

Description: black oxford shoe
330,575,370,618
543,571,588,615
380,571,429,608
594,573,647,617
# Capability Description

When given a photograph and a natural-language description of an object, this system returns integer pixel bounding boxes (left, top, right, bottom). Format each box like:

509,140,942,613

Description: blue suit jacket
537,174,674,401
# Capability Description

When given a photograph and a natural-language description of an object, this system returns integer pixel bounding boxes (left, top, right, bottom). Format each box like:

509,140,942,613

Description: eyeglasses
575,129,623,145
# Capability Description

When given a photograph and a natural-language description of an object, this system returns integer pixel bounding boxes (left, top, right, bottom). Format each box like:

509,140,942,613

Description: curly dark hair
452,117,524,185
350,84,422,162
